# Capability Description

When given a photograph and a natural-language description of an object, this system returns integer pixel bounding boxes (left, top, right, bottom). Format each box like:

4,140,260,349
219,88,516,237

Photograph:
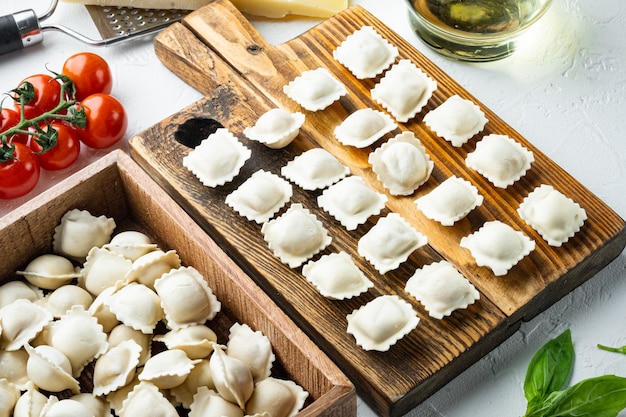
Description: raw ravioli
357,213,427,274
346,295,419,351
368,131,434,195
424,94,488,147
517,184,586,247
460,221,535,275
371,60,436,122
405,261,479,319
333,26,398,79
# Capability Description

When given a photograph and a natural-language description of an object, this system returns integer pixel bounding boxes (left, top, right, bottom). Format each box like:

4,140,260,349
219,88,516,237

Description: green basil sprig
522,329,626,417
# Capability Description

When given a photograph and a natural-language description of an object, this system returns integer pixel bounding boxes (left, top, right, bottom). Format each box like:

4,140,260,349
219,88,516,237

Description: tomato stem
0,79,87,147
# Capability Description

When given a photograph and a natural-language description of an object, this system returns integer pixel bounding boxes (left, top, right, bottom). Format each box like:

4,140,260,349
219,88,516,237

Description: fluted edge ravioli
465,134,534,188
281,148,350,191
334,108,397,148
302,252,374,300
243,108,305,149
154,266,222,330
405,261,479,319
317,175,388,231
261,204,332,268
371,59,437,123
423,94,488,147
415,176,484,226
333,26,399,79
357,213,428,274
369,131,434,196
283,68,348,111
518,184,587,247
346,295,419,351
52,209,116,262
183,128,251,187
460,221,535,276
226,169,293,224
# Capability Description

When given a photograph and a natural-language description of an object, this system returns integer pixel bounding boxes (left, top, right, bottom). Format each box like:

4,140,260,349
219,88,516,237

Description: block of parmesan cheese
230,0,348,18
61,0,212,10
61,0,348,17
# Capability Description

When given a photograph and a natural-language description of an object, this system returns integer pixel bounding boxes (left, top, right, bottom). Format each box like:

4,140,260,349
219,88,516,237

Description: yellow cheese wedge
61,0,211,10
61,0,348,17
229,0,348,18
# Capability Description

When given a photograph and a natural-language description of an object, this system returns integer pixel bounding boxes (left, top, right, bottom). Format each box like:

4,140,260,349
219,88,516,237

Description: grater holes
87,6,191,38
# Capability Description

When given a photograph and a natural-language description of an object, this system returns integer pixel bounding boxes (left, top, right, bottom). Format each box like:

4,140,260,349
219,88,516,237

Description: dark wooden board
129,1,626,415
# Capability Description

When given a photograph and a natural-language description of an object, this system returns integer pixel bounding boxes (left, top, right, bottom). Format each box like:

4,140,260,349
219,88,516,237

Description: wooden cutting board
129,1,626,415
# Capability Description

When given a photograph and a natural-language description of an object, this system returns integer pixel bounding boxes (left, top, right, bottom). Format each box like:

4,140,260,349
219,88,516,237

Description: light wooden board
129,1,626,415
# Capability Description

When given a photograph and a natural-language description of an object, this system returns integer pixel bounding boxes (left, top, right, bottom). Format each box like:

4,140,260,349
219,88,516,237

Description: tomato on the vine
0,142,40,199
0,108,29,144
76,93,127,149
29,122,81,171
14,74,62,119
62,52,113,101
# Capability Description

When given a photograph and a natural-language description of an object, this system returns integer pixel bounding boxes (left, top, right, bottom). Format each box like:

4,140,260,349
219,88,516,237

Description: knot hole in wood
247,44,263,55
174,117,224,148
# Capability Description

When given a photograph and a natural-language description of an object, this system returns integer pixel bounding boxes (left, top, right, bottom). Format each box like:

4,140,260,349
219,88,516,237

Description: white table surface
1,0,625,416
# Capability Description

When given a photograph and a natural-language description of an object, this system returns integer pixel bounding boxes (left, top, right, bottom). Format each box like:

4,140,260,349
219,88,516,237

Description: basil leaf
523,329,574,403
537,375,626,417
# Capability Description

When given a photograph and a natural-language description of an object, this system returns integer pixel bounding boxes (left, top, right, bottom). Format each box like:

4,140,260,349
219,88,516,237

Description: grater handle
0,9,43,56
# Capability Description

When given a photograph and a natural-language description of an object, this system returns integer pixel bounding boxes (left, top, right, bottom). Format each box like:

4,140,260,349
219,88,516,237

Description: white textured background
1,0,625,416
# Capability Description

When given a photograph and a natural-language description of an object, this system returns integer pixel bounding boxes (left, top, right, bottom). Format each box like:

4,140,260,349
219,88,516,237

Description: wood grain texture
0,151,356,417
129,1,626,415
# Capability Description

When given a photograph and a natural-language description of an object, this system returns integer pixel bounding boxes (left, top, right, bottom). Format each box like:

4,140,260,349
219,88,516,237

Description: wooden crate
128,1,626,415
0,150,356,417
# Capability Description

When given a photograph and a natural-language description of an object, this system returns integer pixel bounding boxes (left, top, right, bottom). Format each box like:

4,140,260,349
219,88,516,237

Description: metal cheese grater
85,5,189,40
0,0,191,56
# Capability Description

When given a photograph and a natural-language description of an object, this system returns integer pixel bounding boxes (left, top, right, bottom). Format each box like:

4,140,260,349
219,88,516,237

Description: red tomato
62,52,113,101
14,74,62,119
0,142,40,199
76,93,127,149
0,108,28,144
29,122,81,171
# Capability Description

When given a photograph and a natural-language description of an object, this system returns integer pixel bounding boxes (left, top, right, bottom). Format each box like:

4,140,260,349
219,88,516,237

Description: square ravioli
415,176,483,226
225,170,293,224
302,252,373,300
346,295,419,352
460,221,535,276
368,131,434,196
182,128,251,188
334,108,396,148
333,26,399,79
317,176,388,231
423,94,488,147
371,60,437,123
465,134,534,188
405,261,479,319
517,184,587,247
261,203,332,268
283,68,348,111
357,213,428,274
280,148,349,191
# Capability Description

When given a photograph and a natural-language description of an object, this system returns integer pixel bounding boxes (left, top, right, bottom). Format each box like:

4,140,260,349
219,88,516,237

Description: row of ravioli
0,209,308,417
181,25,587,352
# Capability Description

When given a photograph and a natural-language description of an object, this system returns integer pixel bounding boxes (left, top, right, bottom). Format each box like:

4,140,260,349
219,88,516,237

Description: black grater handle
0,9,43,56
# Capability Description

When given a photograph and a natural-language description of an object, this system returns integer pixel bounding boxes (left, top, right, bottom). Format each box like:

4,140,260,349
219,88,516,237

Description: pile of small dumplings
0,208,307,417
